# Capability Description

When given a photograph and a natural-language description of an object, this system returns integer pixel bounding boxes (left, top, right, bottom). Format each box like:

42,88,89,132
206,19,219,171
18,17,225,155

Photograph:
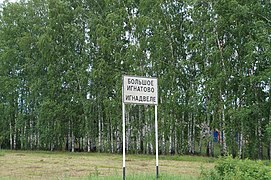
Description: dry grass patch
0,151,214,179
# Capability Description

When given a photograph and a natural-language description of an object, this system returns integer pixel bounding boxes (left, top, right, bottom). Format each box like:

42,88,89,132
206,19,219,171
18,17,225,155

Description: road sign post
122,75,159,180
122,102,126,180
155,105,158,179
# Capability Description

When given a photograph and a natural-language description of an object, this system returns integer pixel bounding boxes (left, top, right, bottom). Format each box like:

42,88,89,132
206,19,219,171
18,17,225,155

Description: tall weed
201,155,271,180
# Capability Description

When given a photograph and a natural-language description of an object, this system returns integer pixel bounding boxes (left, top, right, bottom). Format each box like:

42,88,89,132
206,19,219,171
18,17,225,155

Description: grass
0,150,214,179
85,174,198,180
159,154,216,163
0,150,5,156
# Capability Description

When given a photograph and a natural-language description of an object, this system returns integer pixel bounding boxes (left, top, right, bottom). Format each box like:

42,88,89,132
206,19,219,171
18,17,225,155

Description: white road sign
122,75,159,179
122,75,158,105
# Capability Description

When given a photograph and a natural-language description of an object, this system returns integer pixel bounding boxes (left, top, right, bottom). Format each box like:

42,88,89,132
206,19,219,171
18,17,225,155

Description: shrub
201,155,271,180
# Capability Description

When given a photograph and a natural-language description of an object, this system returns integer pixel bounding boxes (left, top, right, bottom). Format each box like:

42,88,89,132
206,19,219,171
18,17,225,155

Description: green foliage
201,156,271,180
0,0,270,159
265,124,271,135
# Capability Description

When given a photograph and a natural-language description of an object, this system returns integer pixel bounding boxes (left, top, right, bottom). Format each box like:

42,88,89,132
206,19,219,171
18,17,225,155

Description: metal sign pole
155,105,158,179
122,102,126,180
122,75,158,179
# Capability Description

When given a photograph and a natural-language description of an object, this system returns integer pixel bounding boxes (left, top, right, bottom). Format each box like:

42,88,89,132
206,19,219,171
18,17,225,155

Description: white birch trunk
137,129,140,153
30,120,33,150
258,118,263,159
20,128,23,150
148,139,149,154
207,114,212,156
149,121,154,155
126,111,130,152
174,119,177,155
9,120,12,150
181,112,185,154
169,123,172,154
150,143,154,154
37,131,40,149
25,124,27,149
13,118,16,150
192,115,195,154
149,110,154,154
161,114,165,155
199,123,203,154
111,124,114,153
143,124,147,154
217,34,227,156
50,122,54,152
71,129,75,152
50,143,54,151
136,111,139,153
238,131,243,159
67,121,70,151
169,113,175,154
67,134,71,151
98,111,102,152
87,136,91,152
116,128,121,153
162,132,165,155
187,114,192,154
221,107,227,155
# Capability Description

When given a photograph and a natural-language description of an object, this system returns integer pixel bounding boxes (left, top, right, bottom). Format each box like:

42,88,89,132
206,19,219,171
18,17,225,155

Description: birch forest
0,0,271,160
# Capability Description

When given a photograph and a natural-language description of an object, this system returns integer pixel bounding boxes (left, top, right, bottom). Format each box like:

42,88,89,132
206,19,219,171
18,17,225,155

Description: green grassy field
0,150,214,179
